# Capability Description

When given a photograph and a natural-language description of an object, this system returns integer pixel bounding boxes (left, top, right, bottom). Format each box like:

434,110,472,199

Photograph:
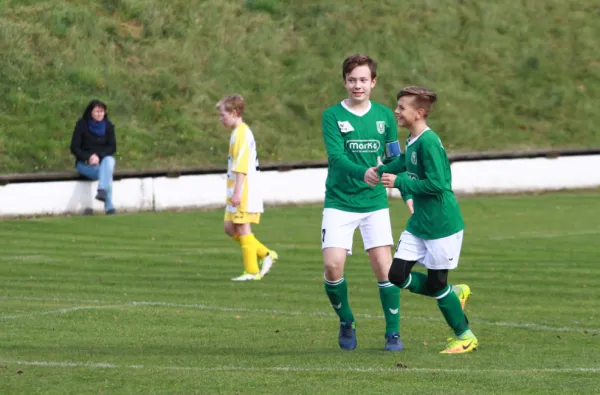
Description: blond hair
216,94,245,116
397,86,437,117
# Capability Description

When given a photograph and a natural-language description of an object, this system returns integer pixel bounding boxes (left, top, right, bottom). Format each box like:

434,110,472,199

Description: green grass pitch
1,190,599,394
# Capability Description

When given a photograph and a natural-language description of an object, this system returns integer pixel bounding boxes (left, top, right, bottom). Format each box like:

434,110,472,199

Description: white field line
0,295,597,334
0,359,599,374
0,245,316,262
0,305,120,320
489,229,600,241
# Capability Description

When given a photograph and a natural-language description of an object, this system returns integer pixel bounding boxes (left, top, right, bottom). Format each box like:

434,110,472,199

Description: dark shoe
95,189,107,202
384,332,404,351
338,321,357,350
106,209,117,215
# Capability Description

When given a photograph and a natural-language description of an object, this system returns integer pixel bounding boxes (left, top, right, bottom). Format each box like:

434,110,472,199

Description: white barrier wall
2,155,600,218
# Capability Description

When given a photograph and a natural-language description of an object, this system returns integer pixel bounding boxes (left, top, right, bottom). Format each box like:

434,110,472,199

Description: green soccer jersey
378,128,464,239
322,101,399,213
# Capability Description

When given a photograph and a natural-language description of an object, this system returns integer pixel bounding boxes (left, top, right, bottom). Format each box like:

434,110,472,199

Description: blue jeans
76,156,116,212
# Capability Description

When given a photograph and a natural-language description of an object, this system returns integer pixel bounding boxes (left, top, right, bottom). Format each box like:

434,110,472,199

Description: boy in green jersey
321,54,412,351
378,86,478,354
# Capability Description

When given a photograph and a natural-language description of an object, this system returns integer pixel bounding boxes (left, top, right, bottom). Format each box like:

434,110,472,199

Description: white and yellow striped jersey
225,123,263,214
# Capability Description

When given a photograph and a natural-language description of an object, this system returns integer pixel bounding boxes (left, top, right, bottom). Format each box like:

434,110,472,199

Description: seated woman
70,99,118,215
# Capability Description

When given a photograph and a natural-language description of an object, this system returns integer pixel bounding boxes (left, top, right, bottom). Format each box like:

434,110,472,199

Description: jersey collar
340,100,372,117
407,126,431,147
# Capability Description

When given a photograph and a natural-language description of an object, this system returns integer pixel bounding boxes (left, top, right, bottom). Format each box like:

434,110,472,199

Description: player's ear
371,77,377,88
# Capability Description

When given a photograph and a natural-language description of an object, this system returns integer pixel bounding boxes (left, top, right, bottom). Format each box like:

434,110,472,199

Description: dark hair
342,54,377,80
82,99,108,120
397,86,437,117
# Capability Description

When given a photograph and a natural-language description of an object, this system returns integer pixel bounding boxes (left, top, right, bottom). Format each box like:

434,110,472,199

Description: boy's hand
231,192,241,207
406,198,414,215
381,173,397,188
364,167,379,186
364,156,384,186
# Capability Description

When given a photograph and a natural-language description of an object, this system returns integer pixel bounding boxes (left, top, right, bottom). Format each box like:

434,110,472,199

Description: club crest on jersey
337,121,354,133
376,121,386,134
411,151,418,165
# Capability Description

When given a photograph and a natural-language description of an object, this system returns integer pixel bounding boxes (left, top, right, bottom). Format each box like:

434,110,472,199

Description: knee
388,258,414,287
323,248,346,280
223,222,235,237
102,156,116,169
426,270,448,294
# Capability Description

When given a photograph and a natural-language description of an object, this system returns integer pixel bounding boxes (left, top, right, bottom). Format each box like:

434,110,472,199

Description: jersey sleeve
377,154,406,175
383,109,401,164
395,138,446,196
231,127,249,174
376,154,412,202
322,110,368,180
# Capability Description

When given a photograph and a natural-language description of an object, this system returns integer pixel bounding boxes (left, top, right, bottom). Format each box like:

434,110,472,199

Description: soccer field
1,190,599,394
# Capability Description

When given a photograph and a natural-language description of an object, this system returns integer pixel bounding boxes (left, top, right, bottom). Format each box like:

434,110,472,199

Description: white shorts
321,208,394,255
394,230,464,270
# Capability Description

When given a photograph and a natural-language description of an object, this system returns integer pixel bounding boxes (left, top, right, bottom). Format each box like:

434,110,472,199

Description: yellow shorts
224,210,261,224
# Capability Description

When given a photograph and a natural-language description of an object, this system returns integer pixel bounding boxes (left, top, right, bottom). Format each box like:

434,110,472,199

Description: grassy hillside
0,0,599,173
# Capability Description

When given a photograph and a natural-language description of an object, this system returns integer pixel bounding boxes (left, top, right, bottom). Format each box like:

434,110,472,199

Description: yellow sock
239,234,259,274
232,234,240,244
251,233,270,259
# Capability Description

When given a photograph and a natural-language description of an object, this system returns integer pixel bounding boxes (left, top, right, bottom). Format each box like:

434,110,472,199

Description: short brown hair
216,94,245,116
342,54,377,80
397,86,437,117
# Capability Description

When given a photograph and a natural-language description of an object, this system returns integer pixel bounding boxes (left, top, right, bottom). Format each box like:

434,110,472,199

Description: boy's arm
230,128,249,206
394,140,446,196
377,155,413,202
322,111,369,180
231,171,245,206
377,154,406,176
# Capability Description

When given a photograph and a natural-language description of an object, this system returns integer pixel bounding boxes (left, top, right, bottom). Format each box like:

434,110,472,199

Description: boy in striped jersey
217,95,278,281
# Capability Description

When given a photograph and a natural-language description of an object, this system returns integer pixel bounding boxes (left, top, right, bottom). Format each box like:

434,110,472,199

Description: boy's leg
98,156,116,212
423,230,477,353
360,209,402,351
224,221,236,238
240,214,278,277
234,221,260,279
322,208,360,350
225,216,276,275
253,237,270,260
389,230,428,294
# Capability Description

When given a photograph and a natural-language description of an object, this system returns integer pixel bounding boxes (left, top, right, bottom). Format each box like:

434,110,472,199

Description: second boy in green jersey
378,86,478,354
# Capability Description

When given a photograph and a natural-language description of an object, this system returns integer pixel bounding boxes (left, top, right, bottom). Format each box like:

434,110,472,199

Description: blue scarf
88,119,106,136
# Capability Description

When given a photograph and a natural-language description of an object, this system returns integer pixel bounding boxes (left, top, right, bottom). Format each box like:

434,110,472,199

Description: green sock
324,276,354,323
378,281,400,334
400,272,435,296
435,285,470,336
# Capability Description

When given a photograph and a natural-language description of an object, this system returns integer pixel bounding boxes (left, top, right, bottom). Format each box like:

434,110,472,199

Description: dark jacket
70,118,117,164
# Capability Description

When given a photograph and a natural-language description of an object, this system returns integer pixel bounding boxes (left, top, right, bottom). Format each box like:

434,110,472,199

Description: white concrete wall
1,155,599,218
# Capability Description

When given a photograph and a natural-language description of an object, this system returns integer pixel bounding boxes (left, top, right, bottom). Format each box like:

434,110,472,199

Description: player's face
344,65,376,103
219,108,237,128
394,96,422,127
